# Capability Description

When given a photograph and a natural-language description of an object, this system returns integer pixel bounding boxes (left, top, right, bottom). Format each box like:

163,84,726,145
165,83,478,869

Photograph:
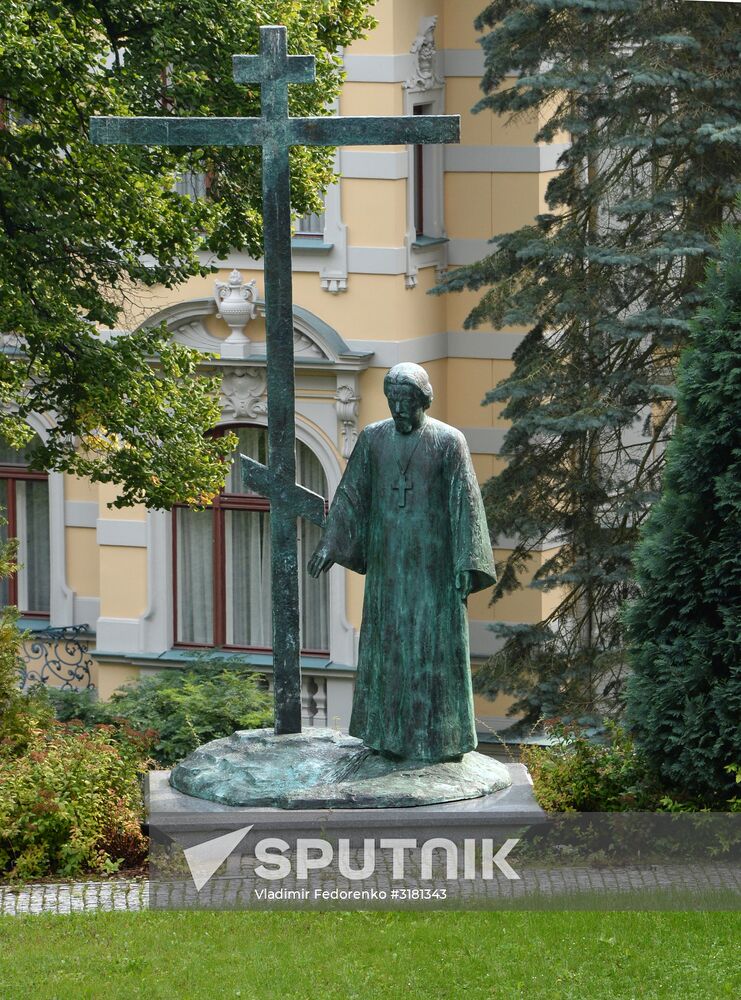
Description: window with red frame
0,435,50,616
173,425,329,653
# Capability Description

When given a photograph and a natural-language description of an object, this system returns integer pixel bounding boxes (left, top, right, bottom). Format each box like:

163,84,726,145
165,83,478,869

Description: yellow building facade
12,0,565,735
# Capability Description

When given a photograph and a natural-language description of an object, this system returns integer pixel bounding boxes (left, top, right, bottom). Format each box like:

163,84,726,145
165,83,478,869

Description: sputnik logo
179,827,523,890
183,825,253,891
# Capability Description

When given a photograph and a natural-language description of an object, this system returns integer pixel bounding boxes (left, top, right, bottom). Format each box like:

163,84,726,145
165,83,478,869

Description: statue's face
386,383,426,435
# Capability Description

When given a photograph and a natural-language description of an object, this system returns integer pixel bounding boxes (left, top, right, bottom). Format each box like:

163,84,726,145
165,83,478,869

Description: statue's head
384,363,433,435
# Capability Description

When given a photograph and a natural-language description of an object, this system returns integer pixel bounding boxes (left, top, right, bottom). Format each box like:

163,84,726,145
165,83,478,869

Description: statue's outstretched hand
308,542,335,578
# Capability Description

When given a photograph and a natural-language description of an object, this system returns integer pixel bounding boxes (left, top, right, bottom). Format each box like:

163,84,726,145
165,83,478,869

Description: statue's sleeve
447,430,497,594
320,429,371,575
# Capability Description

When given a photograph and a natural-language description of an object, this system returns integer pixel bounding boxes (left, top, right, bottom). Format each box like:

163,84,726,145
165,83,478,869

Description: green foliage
0,589,27,743
45,686,112,728
724,765,741,813
436,0,740,725
0,541,139,879
0,723,151,880
0,551,151,879
520,724,660,812
0,0,375,507
0,538,55,755
48,656,274,767
0,678,55,759
625,227,741,803
0,540,21,715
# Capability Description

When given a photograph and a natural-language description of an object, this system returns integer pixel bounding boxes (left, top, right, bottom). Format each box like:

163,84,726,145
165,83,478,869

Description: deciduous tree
0,0,375,507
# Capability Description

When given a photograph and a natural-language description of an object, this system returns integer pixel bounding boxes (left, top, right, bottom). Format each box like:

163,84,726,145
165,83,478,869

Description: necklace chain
393,420,426,476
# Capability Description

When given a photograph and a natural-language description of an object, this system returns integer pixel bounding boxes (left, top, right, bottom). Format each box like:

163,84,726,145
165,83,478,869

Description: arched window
0,435,50,616
173,426,329,653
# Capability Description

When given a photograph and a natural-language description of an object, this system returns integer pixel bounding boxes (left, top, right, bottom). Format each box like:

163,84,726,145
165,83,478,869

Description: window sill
291,238,334,253
90,647,355,674
18,616,54,631
411,235,449,249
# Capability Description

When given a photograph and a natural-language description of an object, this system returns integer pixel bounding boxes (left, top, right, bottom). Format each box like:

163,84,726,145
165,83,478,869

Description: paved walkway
2,864,738,914
0,880,148,915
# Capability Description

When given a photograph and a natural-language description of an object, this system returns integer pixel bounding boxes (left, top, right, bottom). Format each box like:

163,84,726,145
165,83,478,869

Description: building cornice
343,50,517,83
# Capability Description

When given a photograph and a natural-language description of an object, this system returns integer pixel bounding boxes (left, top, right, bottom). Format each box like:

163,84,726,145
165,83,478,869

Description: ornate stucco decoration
214,269,259,358
320,275,348,295
172,319,216,352
404,16,443,92
220,367,268,420
335,384,360,458
140,297,373,372
293,330,326,360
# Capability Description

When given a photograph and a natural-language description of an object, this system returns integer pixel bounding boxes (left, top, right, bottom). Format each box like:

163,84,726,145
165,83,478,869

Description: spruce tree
625,227,741,803
435,0,741,727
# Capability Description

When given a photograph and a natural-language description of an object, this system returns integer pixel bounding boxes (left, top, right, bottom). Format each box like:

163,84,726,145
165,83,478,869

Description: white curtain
297,443,329,651
226,426,268,493
0,434,50,614
176,507,213,644
176,425,330,651
16,479,50,613
226,509,272,646
225,427,329,650
225,425,273,646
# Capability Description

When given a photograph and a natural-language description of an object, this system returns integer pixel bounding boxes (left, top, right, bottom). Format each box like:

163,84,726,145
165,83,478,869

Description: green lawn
0,910,738,999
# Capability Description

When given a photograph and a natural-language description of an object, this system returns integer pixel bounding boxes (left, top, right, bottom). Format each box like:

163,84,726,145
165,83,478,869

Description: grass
0,910,739,999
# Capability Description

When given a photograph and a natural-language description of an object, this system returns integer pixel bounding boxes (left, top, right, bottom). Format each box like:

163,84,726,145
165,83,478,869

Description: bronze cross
90,25,460,734
392,472,413,508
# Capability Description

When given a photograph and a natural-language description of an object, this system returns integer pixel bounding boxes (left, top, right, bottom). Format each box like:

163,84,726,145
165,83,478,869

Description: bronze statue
309,363,496,763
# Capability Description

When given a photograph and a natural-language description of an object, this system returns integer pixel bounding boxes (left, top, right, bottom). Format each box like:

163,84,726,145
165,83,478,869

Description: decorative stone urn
214,269,259,358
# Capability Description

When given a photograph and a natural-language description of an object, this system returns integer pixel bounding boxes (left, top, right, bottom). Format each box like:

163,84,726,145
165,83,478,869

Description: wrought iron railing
19,624,96,692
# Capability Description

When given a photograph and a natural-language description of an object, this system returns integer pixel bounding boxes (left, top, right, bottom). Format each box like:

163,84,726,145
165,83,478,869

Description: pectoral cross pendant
392,471,412,508
392,422,426,510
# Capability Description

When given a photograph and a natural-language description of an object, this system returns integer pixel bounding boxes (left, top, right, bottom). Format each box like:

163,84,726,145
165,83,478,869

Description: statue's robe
321,417,496,762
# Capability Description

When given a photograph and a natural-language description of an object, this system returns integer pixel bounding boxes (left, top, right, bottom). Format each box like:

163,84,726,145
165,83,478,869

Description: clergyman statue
308,363,496,764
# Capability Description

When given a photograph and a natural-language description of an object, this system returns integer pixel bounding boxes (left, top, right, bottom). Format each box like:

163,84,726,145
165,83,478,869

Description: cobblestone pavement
2,865,739,915
0,880,149,915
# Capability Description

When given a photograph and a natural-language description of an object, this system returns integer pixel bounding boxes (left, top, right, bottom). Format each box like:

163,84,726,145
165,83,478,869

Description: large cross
90,25,460,735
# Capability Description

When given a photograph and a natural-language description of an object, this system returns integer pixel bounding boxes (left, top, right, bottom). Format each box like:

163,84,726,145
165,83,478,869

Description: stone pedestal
146,763,545,910
149,762,543,833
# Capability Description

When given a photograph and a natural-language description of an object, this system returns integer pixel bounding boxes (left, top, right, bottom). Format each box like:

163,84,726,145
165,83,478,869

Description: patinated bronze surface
170,728,511,808
309,364,497,763
90,27,460,735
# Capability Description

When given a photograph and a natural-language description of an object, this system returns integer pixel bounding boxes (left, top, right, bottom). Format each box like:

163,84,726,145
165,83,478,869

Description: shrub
45,686,113,727
0,581,54,757
0,488,151,882
0,585,153,879
520,724,661,812
0,723,151,880
49,656,274,768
